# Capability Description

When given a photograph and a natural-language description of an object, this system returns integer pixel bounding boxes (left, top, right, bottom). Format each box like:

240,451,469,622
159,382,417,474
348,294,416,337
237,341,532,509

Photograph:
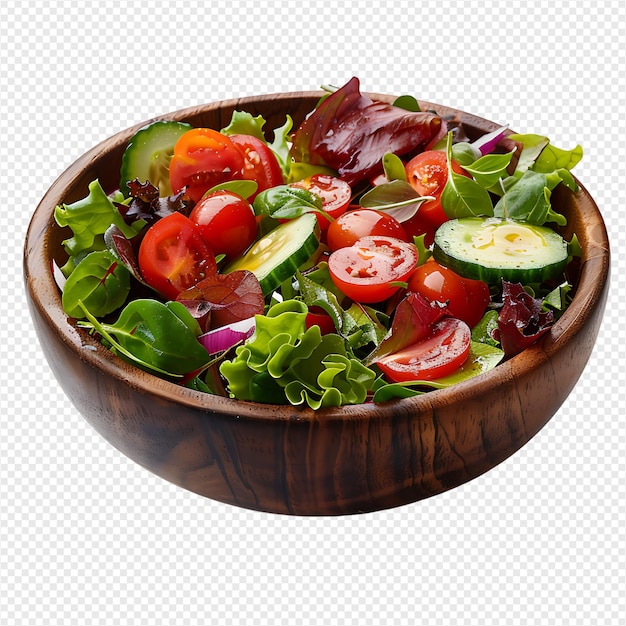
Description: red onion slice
198,317,256,355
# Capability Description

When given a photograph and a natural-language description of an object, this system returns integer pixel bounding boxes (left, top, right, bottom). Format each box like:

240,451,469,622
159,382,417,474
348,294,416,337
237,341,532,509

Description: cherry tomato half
290,174,352,231
189,190,257,260
169,128,245,203
138,212,217,300
376,317,471,382
229,134,284,199
403,150,469,245
407,259,491,328
326,208,408,252
328,235,419,303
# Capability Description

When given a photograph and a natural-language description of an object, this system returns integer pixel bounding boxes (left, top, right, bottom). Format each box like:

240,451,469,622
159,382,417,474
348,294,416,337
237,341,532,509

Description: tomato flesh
138,212,217,300
403,150,469,245
169,128,245,203
189,190,257,260
229,134,284,199
376,317,471,382
326,208,408,252
290,174,352,230
328,235,419,303
408,260,490,328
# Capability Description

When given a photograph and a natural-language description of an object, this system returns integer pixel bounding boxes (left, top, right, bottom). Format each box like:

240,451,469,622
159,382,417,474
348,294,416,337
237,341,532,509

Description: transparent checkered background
2,1,625,624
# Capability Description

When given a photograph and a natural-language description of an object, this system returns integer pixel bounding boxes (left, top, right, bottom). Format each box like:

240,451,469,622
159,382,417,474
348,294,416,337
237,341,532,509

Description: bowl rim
24,90,611,423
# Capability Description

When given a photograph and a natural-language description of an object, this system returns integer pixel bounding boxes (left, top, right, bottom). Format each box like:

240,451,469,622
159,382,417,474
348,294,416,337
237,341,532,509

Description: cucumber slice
120,120,192,197
225,213,320,295
433,217,568,284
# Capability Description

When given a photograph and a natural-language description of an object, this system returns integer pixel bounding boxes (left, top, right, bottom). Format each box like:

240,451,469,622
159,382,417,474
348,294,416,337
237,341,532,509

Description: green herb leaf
441,132,494,219
382,152,408,182
460,151,514,188
253,184,323,220
360,179,434,222
392,94,421,112
202,179,258,200
61,250,130,318
78,299,210,376
493,170,567,226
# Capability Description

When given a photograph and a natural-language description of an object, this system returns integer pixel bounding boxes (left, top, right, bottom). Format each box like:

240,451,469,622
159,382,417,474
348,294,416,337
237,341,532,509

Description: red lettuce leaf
176,270,265,332
290,77,446,186
365,291,449,364
495,281,555,357
116,179,192,225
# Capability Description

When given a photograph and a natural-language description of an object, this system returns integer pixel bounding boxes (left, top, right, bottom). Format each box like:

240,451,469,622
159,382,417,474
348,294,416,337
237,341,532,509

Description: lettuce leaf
289,76,446,186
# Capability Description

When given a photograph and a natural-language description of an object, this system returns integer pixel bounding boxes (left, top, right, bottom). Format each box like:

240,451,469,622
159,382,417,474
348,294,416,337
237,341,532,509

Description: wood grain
24,92,610,515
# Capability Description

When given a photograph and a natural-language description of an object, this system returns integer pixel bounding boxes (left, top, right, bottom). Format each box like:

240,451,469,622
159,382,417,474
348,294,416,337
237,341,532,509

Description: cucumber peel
433,217,568,285
225,213,320,295
120,120,192,197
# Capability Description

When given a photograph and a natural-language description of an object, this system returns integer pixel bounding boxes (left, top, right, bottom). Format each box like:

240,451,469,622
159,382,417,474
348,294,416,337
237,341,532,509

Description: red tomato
229,134,284,198
189,190,257,260
403,150,469,244
138,212,217,300
326,208,408,252
328,235,419,303
290,174,352,230
376,317,471,382
169,128,245,203
408,260,491,328
305,306,337,335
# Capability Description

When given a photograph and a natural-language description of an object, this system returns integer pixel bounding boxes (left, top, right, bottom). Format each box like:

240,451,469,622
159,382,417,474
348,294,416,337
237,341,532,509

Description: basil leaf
441,132,494,218
392,94,421,112
460,151,514,188
382,152,407,182
451,141,481,166
494,170,567,226
253,184,323,219
61,250,130,319
360,179,434,222
202,179,258,200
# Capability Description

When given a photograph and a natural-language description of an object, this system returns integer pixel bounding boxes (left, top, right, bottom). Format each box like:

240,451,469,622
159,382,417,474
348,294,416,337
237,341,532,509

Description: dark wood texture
24,92,610,515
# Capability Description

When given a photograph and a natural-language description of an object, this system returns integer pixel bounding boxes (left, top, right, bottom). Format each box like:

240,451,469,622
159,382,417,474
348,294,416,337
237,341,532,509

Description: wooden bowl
24,91,610,515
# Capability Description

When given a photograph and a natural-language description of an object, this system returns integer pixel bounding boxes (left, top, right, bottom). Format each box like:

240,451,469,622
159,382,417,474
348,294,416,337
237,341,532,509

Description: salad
53,77,583,409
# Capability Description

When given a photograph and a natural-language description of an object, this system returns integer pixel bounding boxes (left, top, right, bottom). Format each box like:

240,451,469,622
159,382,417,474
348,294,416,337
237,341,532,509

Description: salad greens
53,77,584,409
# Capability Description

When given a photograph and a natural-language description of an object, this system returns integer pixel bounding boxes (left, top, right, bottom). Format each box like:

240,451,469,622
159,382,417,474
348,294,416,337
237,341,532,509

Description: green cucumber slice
120,120,192,197
433,217,568,284
225,213,320,295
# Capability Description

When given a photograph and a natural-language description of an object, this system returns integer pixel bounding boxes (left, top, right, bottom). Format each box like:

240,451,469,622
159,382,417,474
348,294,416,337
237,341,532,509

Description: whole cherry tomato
189,190,258,260
408,259,490,328
326,208,408,252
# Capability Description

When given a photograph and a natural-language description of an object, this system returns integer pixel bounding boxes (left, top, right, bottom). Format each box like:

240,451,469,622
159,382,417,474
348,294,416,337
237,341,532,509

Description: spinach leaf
78,299,210,376
61,250,130,319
